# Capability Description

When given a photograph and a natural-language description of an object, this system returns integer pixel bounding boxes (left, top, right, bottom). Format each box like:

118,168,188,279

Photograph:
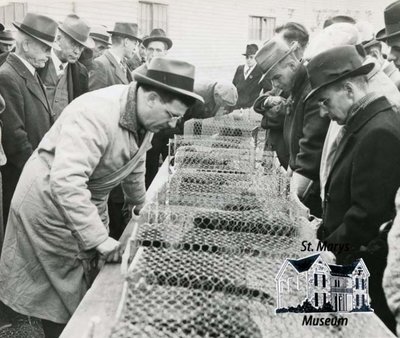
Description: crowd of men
1,1,400,337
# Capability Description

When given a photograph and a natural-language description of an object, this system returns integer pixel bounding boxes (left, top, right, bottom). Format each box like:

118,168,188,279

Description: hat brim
143,36,172,49
91,36,111,46
0,38,14,45
304,62,375,102
107,31,142,43
59,26,95,49
376,29,400,42
13,22,54,47
134,72,204,105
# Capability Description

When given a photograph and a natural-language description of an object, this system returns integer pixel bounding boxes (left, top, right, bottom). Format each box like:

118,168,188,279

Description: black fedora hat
13,12,57,47
305,45,374,102
143,28,172,49
107,22,141,42
58,14,94,49
376,27,387,42
242,44,258,56
0,23,4,32
134,57,204,104
377,1,400,41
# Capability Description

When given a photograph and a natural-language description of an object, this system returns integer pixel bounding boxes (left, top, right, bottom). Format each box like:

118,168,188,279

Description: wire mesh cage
111,113,394,338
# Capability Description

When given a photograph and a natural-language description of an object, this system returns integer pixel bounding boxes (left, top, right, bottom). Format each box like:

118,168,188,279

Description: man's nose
388,49,398,63
319,106,329,118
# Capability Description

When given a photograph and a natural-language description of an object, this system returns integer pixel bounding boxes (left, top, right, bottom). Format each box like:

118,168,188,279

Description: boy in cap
0,57,203,337
306,45,400,333
38,14,93,120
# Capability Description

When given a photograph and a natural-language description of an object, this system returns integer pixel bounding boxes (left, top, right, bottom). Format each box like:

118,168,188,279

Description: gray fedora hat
107,22,141,42
13,12,58,47
89,25,110,46
58,14,94,49
134,57,204,104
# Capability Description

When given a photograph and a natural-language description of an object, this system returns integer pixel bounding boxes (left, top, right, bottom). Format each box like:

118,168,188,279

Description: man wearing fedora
0,13,57,229
134,28,172,75
0,23,15,66
0,57,203,337
255,36,330,217
306,45,400,333
89,22,140,90
78,25,111,73
231,44,264,111
377,0,400,70
38,14,92,121
127,36,147,71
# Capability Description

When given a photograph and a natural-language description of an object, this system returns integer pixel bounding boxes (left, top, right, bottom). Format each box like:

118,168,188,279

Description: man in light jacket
0,57,203,338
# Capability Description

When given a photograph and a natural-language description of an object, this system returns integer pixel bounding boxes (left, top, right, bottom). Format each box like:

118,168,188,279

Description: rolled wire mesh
111,115,394,338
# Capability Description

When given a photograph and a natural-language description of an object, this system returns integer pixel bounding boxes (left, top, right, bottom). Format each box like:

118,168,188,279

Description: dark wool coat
0,53,54,224
38,58,89,103
318,96,400,258
89,50,132,90
232,64,264,109
285,63,330,181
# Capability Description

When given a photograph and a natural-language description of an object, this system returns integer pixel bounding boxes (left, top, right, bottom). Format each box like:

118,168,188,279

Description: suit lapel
8,55,52,113
105,51,128,84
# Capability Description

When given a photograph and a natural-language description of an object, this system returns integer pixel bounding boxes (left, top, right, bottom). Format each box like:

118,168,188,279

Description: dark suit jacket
318,96,400,263
38,58,88,103
89,50,132,90
285,63,330,181
232,64,264,109
0,53,54,222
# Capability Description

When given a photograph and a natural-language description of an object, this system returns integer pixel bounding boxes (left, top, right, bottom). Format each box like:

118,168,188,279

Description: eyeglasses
165,109,182,124
318,98,330,108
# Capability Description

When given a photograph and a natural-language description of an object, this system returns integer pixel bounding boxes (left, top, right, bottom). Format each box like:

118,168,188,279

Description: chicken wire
110,114,394,338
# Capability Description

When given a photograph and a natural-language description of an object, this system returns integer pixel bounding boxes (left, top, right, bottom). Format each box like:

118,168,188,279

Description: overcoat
0,83,152,323
232,64,264,109
0,53,53,225
318,96,400,258
89,50,132,90
38,58,89,103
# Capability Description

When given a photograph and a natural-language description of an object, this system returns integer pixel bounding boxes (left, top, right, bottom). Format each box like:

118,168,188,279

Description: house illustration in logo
275,254,372,313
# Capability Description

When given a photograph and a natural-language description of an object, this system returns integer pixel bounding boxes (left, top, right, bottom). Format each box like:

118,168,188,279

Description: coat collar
104,50,129,84
292,62,308,94
119,81,146,143
7,53,52,113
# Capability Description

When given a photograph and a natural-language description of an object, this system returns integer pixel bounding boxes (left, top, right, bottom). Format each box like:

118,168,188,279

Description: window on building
362,294,365,305
356,278,359,289
356,294,359,307
323,293,326,305
138,1,168,35
362,279,365,290
248,16,276,41
315,293,318,307
314,274,318,286
0,2,27,27
322,275,326,287
337,280,340,287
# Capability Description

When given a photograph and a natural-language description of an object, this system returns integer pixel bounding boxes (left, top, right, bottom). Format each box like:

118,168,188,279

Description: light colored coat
0,83,152,323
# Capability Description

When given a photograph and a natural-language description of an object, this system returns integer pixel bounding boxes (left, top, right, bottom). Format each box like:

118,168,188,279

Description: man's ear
146,91,160,107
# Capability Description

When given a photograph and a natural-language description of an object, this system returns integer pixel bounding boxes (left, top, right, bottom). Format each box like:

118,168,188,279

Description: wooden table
60,161,169,338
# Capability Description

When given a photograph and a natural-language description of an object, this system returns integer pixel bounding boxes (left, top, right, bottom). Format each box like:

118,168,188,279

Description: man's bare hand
96,237,121,262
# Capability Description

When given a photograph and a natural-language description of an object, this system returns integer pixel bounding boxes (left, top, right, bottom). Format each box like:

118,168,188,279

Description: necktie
244,67,251,78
